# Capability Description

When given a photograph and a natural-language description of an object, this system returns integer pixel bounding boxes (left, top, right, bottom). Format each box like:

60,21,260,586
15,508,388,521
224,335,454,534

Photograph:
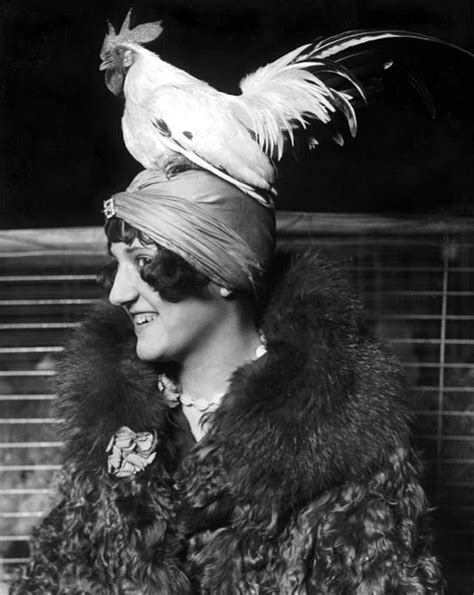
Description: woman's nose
109,264,138,307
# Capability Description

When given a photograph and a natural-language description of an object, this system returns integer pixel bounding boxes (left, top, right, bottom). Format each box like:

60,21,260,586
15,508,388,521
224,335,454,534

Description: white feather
235,29,474,160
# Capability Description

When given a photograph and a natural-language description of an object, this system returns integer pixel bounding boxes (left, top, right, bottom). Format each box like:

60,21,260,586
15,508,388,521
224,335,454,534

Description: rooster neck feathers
123,45,208,97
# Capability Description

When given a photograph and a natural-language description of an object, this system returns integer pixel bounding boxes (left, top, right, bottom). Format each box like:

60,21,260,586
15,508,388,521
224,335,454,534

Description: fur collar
55,250,412,505
203,252,412,509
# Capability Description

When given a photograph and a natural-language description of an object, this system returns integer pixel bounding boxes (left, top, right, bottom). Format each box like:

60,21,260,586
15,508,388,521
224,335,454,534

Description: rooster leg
163,154,199,179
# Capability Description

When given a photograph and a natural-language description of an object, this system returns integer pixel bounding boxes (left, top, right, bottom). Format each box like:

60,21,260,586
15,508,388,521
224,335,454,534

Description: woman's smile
131,312,159,327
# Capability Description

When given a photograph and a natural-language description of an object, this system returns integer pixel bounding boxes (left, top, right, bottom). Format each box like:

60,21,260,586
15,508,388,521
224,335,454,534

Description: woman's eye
136,256,152,269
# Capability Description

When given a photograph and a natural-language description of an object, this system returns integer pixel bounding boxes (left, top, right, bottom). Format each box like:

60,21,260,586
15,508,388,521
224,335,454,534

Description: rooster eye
115,48,122,55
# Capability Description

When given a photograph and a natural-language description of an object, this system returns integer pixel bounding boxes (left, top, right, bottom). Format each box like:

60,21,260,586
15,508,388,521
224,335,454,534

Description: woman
11,169,444,594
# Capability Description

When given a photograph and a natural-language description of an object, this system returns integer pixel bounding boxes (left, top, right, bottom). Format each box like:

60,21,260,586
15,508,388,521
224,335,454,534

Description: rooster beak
99,60,110,71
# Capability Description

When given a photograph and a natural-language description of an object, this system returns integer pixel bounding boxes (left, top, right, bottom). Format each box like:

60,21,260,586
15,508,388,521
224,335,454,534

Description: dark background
0,0,473,228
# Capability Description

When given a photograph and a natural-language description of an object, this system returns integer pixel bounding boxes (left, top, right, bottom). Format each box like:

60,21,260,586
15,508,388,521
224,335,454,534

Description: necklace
158,340,267,413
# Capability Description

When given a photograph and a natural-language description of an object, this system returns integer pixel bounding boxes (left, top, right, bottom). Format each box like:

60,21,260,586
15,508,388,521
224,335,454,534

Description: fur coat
11,252,444,594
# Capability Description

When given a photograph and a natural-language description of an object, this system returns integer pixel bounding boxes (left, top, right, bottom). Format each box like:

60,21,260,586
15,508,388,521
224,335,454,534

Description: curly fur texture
180,253,444,593
10,307,190,594
10,251,444,594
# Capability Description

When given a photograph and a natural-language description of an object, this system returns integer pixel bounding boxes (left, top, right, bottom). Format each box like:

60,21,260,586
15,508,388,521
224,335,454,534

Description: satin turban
104,169,276,296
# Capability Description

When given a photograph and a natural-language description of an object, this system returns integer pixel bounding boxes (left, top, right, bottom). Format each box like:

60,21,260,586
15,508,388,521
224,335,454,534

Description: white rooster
99,9,471,204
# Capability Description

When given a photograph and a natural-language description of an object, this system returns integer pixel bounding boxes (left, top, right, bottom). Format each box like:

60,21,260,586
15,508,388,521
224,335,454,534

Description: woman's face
109,240,226,363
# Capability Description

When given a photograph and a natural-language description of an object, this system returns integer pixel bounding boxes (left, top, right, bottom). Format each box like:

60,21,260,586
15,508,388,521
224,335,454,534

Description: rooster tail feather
393,66,437,119
237,29,473,159
238,55,365,158
314,61,367,101
328,90,358,137
311,29,474,60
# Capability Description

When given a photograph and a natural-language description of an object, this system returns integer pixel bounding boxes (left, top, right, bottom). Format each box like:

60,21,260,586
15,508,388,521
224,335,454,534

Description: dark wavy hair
99,217,210,302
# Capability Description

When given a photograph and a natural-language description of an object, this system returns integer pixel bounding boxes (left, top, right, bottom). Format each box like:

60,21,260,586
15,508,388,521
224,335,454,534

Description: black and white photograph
1,0,473,592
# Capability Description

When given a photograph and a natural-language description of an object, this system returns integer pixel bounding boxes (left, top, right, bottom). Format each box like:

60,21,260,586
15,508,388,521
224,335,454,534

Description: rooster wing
137,85,276,202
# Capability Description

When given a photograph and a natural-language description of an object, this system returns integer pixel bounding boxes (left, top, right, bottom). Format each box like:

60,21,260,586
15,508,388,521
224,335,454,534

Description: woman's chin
135,340,163,362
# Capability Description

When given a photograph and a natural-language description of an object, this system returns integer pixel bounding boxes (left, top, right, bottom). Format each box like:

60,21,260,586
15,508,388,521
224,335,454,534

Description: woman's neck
178,323,262,403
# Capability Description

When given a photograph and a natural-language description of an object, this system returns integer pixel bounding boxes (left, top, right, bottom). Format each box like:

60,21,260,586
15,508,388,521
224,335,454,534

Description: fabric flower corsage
106,426,157,477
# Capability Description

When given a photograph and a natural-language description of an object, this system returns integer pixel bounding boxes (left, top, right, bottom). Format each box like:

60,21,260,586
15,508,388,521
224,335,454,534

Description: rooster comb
100,8,163,58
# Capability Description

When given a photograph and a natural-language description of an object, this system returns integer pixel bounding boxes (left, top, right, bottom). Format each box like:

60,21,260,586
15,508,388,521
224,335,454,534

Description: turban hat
104,169,276,297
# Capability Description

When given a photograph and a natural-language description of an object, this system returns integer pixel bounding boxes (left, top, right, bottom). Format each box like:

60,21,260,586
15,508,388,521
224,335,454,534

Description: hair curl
99,218,210,302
